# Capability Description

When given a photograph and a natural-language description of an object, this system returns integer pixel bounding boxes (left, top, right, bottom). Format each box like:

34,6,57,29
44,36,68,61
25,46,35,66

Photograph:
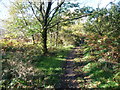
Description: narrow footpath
61,47,80,88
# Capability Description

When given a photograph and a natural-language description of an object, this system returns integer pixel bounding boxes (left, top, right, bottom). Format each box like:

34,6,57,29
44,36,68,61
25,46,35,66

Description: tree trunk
42,28,48,55
50,32,53,46
56,24,59,47
32,34,35,44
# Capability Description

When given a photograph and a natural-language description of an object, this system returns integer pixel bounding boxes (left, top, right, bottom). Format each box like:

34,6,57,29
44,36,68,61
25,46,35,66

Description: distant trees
6,0,93,55
84,1,120,37
28,0,93,54
83,1,120,62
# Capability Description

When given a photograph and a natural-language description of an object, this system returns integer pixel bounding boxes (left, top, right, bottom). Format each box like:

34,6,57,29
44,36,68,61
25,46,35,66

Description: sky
0,0,119,37
0,0,119,23
0,0,119,20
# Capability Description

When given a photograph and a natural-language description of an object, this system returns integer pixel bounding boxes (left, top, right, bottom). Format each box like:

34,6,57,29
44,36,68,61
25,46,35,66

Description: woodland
1,0,120,89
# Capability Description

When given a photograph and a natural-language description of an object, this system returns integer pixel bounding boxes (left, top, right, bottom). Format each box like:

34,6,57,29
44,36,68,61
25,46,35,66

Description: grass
75,59,120,88
1,39,74,88
84,62,119,88
74,45,120,89
34,45,74,88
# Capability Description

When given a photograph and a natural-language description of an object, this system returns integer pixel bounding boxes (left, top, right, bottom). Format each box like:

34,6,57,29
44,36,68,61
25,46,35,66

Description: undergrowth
1,39,73,89
74,43,120,89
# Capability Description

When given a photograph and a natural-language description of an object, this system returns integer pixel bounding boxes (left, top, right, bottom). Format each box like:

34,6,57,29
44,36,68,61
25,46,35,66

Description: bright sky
0,0,119,37
0,0,119,20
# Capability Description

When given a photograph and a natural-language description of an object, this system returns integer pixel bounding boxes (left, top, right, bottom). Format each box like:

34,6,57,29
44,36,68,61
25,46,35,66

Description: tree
28,0,94,54
26,0,64,54
6,0,93,55
83,1,120,62
84,1,120,36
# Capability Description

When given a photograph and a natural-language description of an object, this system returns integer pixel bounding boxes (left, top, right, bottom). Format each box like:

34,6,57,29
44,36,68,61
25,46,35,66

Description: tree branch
10,2,28,26
48,1,64,25
43,1,52,27
28,1,42,25
33,2,44,20
48,13,92,29
45,1,52,19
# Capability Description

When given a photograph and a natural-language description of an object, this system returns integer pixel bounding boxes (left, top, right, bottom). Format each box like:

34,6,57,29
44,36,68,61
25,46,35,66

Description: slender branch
33,2,44,20
40,2,45,20
48,13,92,29
28,1,42,24
11,2,28,26
19,9,28,26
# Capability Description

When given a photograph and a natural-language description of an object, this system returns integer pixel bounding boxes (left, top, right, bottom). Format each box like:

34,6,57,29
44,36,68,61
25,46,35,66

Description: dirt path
61,47,80,88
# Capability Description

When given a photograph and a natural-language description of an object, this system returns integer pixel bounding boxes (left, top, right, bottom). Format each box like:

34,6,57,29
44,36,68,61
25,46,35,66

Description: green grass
73,43,120,88
2,40,74,88
74,44,120,88
33,45,74,88
82,61,120,88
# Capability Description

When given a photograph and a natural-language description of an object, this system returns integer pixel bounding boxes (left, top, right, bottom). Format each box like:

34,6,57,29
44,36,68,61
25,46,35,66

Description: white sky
0,0,119,20
0,0,119,37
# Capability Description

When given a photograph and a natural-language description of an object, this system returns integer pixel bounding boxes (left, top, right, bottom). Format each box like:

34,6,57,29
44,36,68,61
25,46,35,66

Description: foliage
83,2,120,63
83,33,120,62
1,0,120,89
74,44,120,89
1,39,73,88
81,61,120,88
84,2,120,37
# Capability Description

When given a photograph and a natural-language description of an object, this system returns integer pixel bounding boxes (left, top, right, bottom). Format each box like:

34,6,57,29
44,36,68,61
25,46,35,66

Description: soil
60,47,80,88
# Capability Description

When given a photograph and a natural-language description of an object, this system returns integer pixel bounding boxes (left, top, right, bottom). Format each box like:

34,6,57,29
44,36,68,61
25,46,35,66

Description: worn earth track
61,47,80,88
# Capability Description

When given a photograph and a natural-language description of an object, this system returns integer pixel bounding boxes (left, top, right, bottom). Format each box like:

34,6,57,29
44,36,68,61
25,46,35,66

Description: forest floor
2,42,119,89
60,46,120,89
61,47,81,88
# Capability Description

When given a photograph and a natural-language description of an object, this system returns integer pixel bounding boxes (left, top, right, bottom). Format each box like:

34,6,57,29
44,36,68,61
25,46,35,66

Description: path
61,47,80,88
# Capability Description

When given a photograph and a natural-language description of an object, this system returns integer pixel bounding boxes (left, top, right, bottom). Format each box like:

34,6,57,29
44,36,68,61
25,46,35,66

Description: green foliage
82,62,120,88
84,2,120,37
1,0,120,89
82,33,119,62
1,38,73,88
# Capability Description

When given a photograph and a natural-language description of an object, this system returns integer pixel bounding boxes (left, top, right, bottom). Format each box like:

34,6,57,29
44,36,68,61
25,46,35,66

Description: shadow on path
61,47,80,88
